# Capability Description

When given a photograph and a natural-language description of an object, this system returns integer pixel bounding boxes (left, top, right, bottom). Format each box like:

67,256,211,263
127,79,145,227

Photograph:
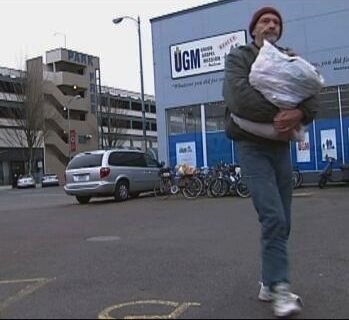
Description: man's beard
263,33,278,44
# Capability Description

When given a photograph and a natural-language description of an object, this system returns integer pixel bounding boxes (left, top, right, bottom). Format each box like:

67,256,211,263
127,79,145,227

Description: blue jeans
237,140,293,288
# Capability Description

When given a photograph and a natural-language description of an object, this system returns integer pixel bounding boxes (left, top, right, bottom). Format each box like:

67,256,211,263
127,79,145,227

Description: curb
0,186,13,191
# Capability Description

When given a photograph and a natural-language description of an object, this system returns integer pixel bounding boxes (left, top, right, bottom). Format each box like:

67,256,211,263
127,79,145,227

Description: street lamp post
112,15,147,152
64,95,81,161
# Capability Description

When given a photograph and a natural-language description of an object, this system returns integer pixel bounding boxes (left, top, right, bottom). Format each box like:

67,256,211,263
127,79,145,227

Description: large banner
321,129,337,160
70,129,77,152
296,132,311,162
170,30,246,79
176,141,197,167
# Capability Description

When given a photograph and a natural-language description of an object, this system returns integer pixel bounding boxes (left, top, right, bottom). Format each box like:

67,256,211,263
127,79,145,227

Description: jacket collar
248,42,260,56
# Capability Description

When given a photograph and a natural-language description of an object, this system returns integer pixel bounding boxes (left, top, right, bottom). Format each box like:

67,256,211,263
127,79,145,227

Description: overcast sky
1,0,218,96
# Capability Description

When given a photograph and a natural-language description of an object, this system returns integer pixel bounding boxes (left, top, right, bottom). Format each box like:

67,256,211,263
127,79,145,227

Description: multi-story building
43,48,100,180
0,66,45,185
99,86,157,151
0,48,157,185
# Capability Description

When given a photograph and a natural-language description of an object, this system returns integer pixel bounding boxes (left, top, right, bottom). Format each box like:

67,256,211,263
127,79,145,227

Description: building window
167,105,201,135
111,98,129,110
132,120,143,130
100,96,108,106
317,86,339,119
205,101,225,132
340,85,349,117
168,108,185,135
185,106,201,133
78,135,87,144
131,101,142,111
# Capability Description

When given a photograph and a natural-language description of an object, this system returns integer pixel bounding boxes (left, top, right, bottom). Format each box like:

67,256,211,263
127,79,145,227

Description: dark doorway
10,161,25,185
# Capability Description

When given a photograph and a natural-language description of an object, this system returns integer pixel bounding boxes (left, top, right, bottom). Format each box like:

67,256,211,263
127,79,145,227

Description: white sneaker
272,282,302,318
258,282,303,305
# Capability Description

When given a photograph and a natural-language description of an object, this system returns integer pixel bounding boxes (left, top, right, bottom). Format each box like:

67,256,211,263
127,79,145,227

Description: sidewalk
0,185,13,191
0,184,43,191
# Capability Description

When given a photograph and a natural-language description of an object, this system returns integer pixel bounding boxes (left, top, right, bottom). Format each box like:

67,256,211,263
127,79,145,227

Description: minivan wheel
114,180,129,202
76,196,91,204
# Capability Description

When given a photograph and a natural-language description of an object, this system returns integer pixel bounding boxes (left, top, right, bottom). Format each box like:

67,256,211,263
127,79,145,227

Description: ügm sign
170,30,246,79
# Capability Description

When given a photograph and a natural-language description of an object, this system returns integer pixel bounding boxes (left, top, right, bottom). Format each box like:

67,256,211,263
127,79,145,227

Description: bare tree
101,94,129,149
105,116,128,149
0,57,47,174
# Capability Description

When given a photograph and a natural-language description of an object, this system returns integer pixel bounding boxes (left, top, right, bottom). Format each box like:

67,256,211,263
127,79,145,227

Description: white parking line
98,300,201,319
0,278,53,312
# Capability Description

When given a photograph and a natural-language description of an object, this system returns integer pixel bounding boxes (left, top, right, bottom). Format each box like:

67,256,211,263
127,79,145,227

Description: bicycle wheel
182,176,203,199
198,177,207,196
292,171,298,189
154,179,172,199
318,176,327,189
236,180,250,198
296,171,303,188
209,178,229,197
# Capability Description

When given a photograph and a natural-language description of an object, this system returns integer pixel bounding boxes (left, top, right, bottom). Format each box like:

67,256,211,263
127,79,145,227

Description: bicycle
153,167,173,199
196,166,215,197
153,167,203,200
208,163,250,198
292,167,303,189
318,156,336,188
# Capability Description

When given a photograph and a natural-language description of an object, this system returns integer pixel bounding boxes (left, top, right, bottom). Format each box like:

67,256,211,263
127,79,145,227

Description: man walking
223,6,318,318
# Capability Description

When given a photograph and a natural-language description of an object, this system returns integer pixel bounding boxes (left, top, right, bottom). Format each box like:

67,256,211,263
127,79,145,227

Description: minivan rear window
67,154,103,169
108,152,147,167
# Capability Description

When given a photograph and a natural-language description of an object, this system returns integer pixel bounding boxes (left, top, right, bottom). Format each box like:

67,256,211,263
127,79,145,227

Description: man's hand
277,129,296,142
274,109,304,133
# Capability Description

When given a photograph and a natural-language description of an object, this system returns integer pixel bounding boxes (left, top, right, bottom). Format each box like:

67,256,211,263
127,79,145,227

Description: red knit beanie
249,6,283,40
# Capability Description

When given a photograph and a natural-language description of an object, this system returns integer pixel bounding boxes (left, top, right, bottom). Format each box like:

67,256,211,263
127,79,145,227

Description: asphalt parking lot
0,185,348,319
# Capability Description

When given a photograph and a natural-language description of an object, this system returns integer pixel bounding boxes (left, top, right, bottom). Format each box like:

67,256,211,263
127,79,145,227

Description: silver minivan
64,149,162,204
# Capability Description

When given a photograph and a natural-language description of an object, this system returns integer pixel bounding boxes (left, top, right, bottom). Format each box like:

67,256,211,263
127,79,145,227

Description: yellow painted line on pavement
0,278,53,313
293,192,314,197
0,278,50,285
98,300,201,319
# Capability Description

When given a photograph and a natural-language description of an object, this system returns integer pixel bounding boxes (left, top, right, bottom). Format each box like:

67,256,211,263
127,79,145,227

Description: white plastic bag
249,40,324,108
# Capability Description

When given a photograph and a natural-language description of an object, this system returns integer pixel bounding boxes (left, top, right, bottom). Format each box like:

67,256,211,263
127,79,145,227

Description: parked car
64,148,162,204
17,175,36,188
41,174,60,187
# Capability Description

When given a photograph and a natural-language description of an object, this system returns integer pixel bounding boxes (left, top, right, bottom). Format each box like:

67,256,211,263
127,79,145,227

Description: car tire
114,180,129,202
76,196,91,204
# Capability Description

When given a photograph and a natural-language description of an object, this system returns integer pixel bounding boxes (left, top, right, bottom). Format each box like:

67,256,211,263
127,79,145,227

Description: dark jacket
223,43,318,144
